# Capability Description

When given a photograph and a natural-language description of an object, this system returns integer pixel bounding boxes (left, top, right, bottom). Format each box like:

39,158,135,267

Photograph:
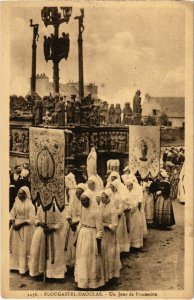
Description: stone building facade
142,93,185,128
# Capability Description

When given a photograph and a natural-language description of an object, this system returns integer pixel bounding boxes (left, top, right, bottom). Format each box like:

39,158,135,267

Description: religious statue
133,90,142,114
59,32,70,60
98,132,105,151
38,149,54,180
105,132,111,152
108,104,115,124
139,140,148,161
66,101,74,124
80,96,92,125
69,136,76,157
125,132,129,152
110,131,116,151
122,102,133,125
118,132,126,152
23,135,29,153
86,147,97,177
115,104,122,124
21,132,26,152
32,99,43,125
26,94,35,111
43,36,51,62
12,132,19,151
76,134,85,153
93,105,100,126
90,133,98,149
101,132,106,151
52,96,65,126
74,101,80,124
88,108,95,126
41,96,47,117
99,103,105,125
104,102,109,125
83,133,89,154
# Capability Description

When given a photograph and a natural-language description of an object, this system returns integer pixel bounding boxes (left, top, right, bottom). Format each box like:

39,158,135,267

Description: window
153,109,157,116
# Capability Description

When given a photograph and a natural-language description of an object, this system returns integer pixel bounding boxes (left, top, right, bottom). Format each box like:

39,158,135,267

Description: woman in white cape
74,189,104,289
29,202,66,279
108,179,129,253
124,180,144,249
10,186,35,274
100,189,121,283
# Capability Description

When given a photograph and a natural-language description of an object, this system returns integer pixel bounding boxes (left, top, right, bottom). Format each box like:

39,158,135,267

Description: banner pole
43,210,47,283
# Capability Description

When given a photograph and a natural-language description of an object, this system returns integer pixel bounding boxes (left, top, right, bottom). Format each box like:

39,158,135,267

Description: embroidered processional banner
129,125,160,179
29,127,65,211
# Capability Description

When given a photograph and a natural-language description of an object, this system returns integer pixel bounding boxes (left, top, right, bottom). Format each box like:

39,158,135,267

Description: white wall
168,118,184,128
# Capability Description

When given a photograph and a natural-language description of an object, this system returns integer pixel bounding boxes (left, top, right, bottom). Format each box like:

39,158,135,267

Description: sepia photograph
1,1,193,298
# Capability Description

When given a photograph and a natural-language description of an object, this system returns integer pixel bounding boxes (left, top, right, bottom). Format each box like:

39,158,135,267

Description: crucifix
30,19,39,94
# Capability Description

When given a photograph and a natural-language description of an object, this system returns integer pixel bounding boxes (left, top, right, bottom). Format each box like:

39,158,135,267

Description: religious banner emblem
129,126,160,178
29,127,65,211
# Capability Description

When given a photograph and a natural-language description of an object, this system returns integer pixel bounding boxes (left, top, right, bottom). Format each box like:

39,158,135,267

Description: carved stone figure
125,132,129,152
122,102,133,124
98,132,105,151
83,133,89,154
66,101,74,124
21,132,26,152
52,97,65,126
110,131,116,151
88,108,95,126
104,102,109,125
32,99,43,125
106,132,111,152
74,101,80,124
45,97,55,115
99,101,109,125
115,104,122,124
115,132,120,151
118,132,126,152
76,134,85,153
93,105,100,126
43,36,51,62
108,104,115,124
90,133,98,149
12,132,21,152
69,136,76,156
24,135,29,153
133,90,142,114
80,97,88,125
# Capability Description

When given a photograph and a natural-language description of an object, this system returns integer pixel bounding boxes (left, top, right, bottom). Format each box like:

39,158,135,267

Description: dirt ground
10,200,184,291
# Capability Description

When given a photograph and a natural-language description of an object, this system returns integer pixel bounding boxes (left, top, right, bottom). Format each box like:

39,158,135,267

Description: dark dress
154,180,175,227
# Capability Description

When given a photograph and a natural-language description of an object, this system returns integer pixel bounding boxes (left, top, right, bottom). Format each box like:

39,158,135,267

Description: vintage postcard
1,0,193,299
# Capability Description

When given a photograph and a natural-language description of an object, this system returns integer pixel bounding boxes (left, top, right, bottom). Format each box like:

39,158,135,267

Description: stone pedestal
133,114,142,125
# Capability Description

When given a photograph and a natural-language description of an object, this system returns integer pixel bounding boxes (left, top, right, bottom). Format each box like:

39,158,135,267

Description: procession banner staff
29,127,65,281
129,125,160,179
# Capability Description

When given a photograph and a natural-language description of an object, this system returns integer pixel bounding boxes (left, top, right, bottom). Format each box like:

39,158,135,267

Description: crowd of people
9,157,185,290
162,146,185,202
